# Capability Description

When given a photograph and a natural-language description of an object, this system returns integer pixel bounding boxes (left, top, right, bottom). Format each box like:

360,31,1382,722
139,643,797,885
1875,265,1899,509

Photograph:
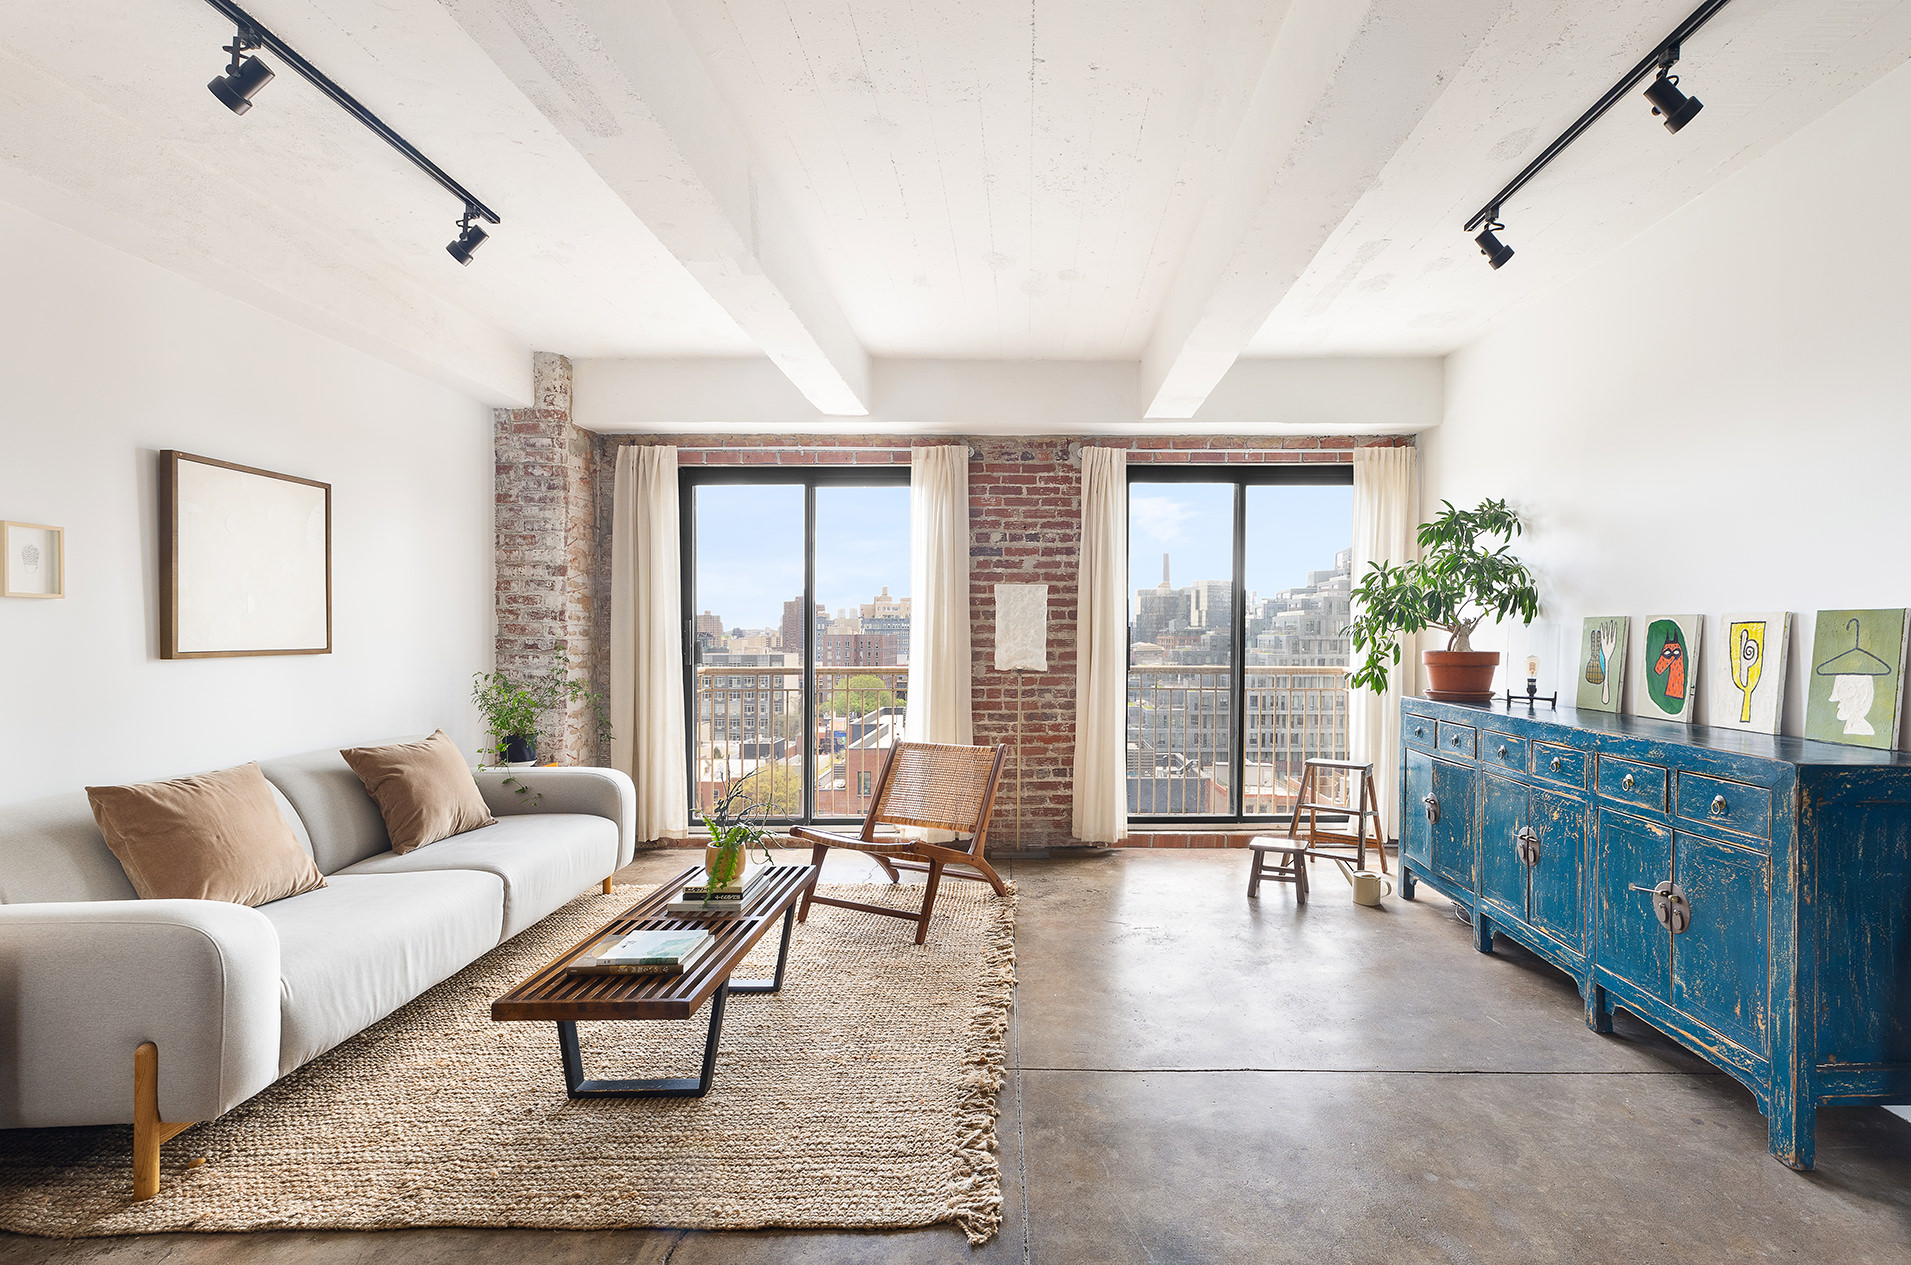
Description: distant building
695,609,726,649
780,598,827,657
816,633,899,667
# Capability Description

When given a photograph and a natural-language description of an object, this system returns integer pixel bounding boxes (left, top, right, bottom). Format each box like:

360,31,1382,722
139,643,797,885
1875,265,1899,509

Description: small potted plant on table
1346,498,1540,702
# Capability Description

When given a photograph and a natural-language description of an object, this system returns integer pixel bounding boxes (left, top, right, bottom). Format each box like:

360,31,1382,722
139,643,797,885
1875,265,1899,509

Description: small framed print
1,521,64,598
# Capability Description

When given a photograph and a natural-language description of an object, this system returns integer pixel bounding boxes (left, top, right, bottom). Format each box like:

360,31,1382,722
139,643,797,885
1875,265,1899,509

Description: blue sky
693,484,911,630
690,479,1352,633
1128,482,1353,601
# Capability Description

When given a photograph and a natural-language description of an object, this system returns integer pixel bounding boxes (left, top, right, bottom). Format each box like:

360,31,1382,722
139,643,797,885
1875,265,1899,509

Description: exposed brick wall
578,432,1412,846
492,353,597,764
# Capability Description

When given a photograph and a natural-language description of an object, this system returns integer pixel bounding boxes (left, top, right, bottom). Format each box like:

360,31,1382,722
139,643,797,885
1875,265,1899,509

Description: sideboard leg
1472,911,1495,954
1399,868,1417,901
1586,983,1613,1035
1769,1092,1816,1171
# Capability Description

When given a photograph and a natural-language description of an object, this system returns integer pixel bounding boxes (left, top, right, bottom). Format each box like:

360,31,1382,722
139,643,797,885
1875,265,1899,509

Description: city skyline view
693,483,912,632
1127,482,1355,606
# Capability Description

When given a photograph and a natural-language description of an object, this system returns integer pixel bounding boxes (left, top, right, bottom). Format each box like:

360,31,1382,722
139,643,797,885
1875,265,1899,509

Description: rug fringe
947,881,1017,1246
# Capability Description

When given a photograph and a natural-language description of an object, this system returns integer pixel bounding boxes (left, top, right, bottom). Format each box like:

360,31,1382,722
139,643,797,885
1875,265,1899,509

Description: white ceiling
1,0,1907,411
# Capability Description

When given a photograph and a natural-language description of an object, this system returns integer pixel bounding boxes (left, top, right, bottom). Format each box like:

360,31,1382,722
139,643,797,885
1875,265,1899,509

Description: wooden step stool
1246,837,1310,902
1287,758,1387,874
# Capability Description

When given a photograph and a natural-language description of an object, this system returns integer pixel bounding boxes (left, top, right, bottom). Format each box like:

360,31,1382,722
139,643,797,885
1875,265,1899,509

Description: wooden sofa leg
133,1042,194,1200
602,877,615,895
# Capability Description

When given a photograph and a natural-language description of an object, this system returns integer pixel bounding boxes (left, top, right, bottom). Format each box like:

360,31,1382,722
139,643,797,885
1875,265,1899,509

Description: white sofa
0,742,635,1192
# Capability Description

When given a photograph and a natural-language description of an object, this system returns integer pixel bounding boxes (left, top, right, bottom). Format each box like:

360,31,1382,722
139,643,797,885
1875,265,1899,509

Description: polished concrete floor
7,848,1911,1264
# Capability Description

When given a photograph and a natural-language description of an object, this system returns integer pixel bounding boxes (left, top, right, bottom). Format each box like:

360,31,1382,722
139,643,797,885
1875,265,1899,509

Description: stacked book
664,865,771,916
567,929,714,976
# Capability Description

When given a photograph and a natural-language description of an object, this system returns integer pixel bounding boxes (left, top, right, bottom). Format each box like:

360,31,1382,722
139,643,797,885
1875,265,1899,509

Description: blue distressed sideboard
1398,697,1911,1169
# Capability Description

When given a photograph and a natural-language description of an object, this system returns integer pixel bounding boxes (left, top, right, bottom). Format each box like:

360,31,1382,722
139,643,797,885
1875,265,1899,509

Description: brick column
494,352,599,764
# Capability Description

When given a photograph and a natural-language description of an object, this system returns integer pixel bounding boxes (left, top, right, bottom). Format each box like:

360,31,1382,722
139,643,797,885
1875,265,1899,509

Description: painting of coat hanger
1804,608,1909,749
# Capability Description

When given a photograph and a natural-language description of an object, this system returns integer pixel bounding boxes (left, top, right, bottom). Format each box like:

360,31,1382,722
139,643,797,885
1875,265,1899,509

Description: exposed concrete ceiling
0,1,1906,414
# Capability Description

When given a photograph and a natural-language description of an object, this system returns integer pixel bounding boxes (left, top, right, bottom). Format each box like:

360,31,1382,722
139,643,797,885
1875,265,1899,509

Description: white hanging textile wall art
994,583,1049,671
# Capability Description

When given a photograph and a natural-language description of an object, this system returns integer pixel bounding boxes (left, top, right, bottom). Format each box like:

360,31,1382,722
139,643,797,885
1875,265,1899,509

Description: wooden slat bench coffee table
492,864,817,1099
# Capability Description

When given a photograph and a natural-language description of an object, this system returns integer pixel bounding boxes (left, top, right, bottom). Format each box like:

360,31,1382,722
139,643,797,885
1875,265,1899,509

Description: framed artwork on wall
1803,608,1909,749
1574,615,1629,713
1,521,64,598
160,450,332,659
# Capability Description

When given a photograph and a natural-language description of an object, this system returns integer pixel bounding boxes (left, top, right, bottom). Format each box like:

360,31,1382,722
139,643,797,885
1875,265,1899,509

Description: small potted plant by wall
1346,498,1540,703
471,645,612,767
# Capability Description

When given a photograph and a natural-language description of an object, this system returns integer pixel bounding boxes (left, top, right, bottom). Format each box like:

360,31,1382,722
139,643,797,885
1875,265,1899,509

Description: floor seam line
1005,1066,1727,1076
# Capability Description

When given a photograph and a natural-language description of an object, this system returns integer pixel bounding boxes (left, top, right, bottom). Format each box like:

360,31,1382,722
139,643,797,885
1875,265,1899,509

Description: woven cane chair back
867,742,1002,838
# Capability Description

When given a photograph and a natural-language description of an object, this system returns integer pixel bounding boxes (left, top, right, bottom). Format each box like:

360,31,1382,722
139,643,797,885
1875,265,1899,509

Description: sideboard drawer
1532,742,1587,789
1405,716,1439,752
1675,772,1772,841
1598,755,1668,814
1485,730,1527,772
1438,722,1478,760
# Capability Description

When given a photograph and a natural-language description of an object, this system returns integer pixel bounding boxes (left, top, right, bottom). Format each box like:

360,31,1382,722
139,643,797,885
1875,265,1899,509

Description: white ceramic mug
1351,870,1394,906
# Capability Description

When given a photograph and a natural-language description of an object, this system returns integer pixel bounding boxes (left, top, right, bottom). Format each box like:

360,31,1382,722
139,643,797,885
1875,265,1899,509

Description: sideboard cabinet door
1402,748,1434,870
1480,773,1527,921
1528,788,1588,954
1596,809,1673,994
1430,758,1478,890
1670,833,1771,1056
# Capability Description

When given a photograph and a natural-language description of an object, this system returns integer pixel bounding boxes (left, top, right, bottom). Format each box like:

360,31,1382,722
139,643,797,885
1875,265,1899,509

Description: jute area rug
0,880,1016,1245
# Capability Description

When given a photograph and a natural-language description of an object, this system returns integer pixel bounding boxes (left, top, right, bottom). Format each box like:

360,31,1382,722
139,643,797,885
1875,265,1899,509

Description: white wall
1421,58,1911,736
0,199,495,804
573,353,1443,435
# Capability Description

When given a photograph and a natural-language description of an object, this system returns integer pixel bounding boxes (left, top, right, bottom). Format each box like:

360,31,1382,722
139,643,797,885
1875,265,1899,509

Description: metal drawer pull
1423,794,1440,824
1550,757,1563,772
1497,744,1509,758
1514,826,1540,866
1709,794,1729,818
1621,773,1636,791
1415,726,1426,738
1453,734,1464,746
1629,880,1692,935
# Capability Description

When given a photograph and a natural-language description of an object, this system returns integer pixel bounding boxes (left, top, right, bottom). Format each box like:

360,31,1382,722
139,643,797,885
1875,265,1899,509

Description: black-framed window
679,467,911,825
1126,466,1355,823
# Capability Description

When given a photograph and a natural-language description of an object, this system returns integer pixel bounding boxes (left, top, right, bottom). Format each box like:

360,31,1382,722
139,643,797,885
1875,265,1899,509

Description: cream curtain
610,445,688,843
905,445,973,747
1349,444,1419,843
1071,446,1128,843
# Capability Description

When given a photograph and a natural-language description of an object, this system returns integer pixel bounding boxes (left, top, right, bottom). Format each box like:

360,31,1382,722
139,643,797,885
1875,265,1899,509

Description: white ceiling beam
443,0,869,416
1140,0,1515,418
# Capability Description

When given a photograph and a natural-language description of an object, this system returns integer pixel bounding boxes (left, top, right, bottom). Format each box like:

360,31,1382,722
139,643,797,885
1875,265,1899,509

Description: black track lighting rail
1463,0,1734,235
199,0,500,227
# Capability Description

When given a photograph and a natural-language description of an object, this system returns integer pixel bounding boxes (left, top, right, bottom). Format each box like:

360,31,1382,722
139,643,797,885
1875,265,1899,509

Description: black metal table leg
555,981,730,1098
727,904,797,994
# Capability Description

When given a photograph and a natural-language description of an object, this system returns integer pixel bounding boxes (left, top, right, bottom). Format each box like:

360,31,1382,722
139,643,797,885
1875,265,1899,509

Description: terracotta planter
703,845,743,886
1422,650,1501,703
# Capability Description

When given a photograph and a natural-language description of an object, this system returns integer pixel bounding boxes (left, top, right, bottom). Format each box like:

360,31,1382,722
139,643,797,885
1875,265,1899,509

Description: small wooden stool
1287,758,1387,874
1247,837,1310,903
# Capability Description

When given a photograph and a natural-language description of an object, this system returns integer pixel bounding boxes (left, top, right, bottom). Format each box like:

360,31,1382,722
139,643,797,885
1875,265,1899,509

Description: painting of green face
1643,615,1701,721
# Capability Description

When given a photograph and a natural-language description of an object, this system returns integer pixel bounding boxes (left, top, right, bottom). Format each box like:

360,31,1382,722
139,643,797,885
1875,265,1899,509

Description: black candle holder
1504,676,1557,709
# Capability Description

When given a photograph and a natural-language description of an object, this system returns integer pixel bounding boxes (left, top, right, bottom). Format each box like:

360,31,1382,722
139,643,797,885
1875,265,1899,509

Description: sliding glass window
680,468,911,825
1127,468,1355,822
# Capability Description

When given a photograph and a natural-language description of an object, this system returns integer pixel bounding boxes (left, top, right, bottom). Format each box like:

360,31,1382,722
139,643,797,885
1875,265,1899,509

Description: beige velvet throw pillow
87,763,327,906
340,730,496,854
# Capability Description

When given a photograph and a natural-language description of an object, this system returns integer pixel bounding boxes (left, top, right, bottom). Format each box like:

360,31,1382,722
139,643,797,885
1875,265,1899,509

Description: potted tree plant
1346,498,1540,703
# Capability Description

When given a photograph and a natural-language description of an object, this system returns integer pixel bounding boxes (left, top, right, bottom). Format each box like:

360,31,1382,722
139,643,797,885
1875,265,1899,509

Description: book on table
678,865,770,899
567,929,715,975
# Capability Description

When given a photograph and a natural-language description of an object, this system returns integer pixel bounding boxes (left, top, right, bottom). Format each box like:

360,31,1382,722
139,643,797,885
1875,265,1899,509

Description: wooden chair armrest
789,825,865,847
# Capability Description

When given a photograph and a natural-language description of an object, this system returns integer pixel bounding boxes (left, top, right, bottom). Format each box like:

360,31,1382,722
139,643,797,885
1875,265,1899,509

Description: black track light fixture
1643,63,1704,133
197,0,500,264
447,208,489,266
1475,215,1514,270
207,27,274,115
1462,0,1732,269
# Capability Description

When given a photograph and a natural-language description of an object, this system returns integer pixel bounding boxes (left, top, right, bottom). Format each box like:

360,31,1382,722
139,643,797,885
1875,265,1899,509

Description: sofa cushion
85,763,327,907
261,747,401,874
0,784,314,907
335,814,618,939
339,731,496,855
258,871,504,1074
